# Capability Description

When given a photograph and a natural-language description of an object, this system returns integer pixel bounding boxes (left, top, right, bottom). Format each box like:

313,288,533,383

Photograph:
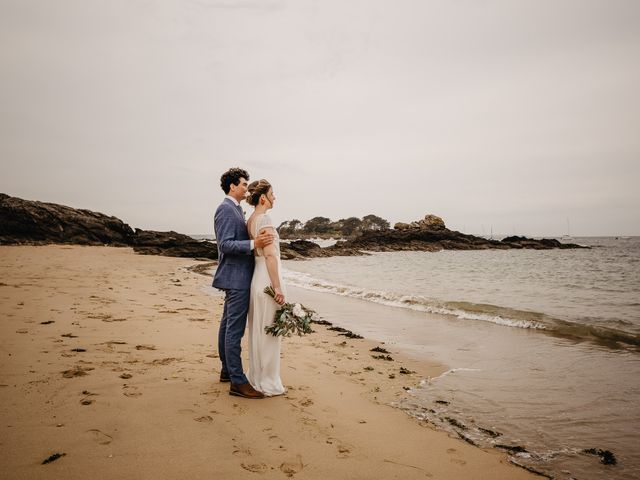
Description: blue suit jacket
212,198,254,290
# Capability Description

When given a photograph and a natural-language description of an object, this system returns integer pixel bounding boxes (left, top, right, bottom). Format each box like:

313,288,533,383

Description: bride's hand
273,287,285,305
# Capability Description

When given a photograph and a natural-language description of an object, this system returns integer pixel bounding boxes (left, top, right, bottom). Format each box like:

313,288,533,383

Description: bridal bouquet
263,286,315,337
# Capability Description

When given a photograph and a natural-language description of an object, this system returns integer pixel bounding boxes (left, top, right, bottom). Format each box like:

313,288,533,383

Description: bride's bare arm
260,226,285,305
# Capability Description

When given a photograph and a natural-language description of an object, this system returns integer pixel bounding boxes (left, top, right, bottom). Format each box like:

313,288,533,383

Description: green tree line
277,215,390,239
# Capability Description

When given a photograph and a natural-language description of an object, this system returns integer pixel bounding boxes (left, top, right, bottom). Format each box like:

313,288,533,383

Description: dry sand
0,245,537,479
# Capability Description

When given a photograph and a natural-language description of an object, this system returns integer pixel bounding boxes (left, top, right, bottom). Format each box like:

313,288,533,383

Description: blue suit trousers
218,288,250,384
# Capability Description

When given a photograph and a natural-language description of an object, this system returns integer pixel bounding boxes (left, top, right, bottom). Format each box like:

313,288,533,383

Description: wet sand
0,245,537,479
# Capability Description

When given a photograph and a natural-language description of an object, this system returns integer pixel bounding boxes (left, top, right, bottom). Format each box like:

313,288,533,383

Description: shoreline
0,245,537,479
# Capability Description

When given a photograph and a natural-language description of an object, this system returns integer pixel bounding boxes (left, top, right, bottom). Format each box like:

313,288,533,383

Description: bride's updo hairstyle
246,179,272,207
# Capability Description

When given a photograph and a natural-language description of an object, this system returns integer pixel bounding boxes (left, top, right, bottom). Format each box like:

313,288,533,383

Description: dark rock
478,426,502,438
445,417,467,430
0,194,218,260
1,193,135,246
583,448,617,465
42,453,66,464
456,432,478,446
371,354,394,361
496,444,528,454
328,326,349,333
280,240,326,260
339,331,363,339
2,195,587,262
313,214,588,257
370,346,390,354
132,229,217,260
326,325,363,338
502,235,584,250
311,319,333,326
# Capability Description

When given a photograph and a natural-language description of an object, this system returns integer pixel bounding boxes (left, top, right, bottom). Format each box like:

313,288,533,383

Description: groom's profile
213,167,274,399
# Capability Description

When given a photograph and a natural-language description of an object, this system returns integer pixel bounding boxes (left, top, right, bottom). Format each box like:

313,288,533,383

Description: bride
245,179,286,396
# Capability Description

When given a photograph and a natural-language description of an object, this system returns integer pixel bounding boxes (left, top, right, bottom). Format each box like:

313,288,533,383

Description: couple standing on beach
212,167,286,399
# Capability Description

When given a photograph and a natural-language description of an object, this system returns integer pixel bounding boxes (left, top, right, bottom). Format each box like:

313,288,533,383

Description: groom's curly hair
220,168,249,194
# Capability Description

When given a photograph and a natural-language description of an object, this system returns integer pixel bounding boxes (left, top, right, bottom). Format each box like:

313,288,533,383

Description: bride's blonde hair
246,179,272,207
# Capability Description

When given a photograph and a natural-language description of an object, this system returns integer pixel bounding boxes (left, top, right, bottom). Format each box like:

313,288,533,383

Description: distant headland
0,194,587,261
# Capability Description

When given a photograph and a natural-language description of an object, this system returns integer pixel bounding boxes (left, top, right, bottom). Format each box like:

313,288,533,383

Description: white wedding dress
247,213,286,396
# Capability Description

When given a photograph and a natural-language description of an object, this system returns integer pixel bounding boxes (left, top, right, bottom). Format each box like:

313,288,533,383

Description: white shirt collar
226,195,241,207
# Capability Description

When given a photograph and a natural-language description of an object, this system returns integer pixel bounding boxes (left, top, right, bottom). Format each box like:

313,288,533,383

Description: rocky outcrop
282,214,587,258
280,240,327,260
280,240,367,260
335,215,586,254
133,229,218,259
394,214,446,232
500,235,568,249
1,194,586,262
0,194,218,260
0,193,135,246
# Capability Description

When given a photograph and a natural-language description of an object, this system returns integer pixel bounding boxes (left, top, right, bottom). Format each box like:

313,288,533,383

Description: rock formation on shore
279,214,587,259
0,194,218,260
0,193,136,246
1,194,586,262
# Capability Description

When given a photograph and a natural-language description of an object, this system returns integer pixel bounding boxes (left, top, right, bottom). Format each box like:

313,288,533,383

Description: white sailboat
561,218,573,241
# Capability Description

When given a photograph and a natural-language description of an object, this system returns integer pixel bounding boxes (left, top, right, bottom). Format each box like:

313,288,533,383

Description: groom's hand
254,230,275,249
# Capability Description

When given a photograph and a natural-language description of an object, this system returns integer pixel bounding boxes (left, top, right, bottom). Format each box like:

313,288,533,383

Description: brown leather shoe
219,372,230,383
229,382,265,399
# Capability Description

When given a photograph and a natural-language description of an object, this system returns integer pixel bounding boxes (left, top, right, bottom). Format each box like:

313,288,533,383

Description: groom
213,168,274,399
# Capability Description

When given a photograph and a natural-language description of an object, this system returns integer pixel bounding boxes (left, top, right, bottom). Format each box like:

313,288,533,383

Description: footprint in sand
122,385,142,397
194,415,213,423
150,357,179,366
241,463,269,474
62,366,94,378
135,344,156,351
232,403,248,415
232,445,252,458
279,455,304,477
297,416,317,428
336,444,352,459
299,398,314,407
87,429,113,445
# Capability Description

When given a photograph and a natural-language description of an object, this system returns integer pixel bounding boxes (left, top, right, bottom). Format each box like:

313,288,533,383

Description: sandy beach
0,245,537,479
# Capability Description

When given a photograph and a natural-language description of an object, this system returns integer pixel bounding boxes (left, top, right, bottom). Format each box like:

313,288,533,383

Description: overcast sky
1,0,639,236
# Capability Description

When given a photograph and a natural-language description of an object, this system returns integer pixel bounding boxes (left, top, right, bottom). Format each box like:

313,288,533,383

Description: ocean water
282,237,640,480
